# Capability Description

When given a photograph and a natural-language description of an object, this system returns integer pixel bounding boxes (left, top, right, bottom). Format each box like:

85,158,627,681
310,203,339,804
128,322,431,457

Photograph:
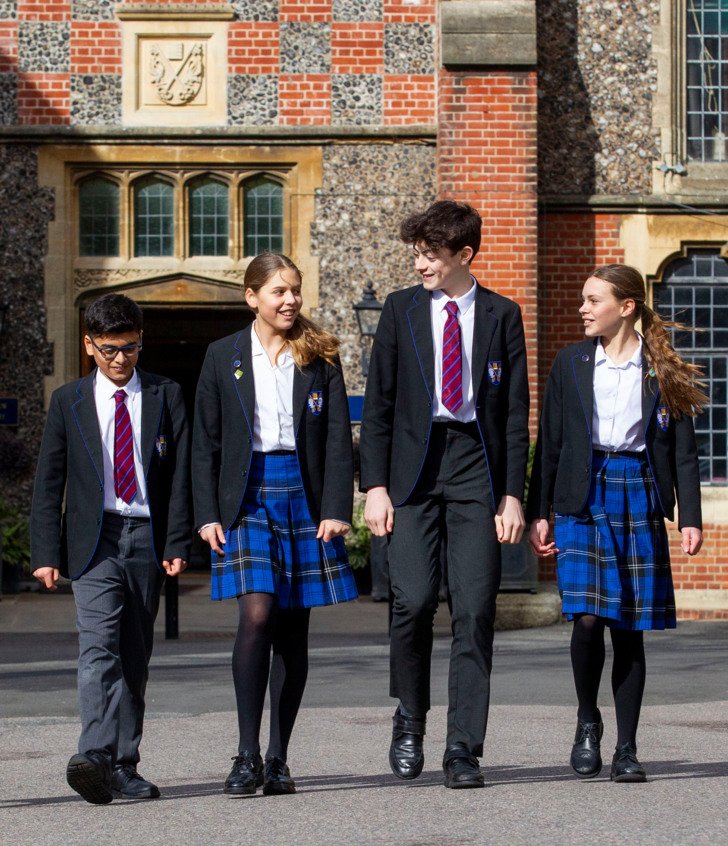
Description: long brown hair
591,264,708,418
244,252,340,367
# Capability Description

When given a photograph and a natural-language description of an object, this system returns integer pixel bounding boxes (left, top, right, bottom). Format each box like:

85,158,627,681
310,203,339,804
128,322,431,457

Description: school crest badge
155,436,167,458
487,361,502,386
307,391,324,416
657,406,670,431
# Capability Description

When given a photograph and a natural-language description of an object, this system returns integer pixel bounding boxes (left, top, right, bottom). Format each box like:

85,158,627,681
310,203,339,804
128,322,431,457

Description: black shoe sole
444,777,486,789
611,771,647,783
111,788,160,800
224,774,264,795
66,757,113,805
263,782,296,796
388,743,424,780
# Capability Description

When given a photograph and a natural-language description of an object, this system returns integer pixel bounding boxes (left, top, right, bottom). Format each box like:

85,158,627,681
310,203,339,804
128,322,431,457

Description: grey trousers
71,514,163,766
387,422,501,757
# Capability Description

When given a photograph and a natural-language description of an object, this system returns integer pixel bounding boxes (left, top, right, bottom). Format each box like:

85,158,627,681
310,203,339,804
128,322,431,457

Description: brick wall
438,70,539,432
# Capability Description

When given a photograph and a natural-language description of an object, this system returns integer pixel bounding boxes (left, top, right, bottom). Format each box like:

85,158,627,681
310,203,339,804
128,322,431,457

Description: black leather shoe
570,716,604,779
443,744,485,789
263,756,296,795
610,743,646,783
389,707,426,780
224,751,264,795
66,751,113,805
111,764,160,799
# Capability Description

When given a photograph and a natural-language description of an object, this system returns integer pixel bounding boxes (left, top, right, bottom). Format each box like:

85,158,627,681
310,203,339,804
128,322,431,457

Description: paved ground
1,579,727,846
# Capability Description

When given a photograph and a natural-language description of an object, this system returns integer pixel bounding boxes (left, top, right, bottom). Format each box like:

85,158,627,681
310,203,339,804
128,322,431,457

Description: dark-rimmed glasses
87,336,143,360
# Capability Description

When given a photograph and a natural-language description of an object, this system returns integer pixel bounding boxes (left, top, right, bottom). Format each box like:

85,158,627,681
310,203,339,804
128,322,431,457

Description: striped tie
114,389,138,505
441,301,463,413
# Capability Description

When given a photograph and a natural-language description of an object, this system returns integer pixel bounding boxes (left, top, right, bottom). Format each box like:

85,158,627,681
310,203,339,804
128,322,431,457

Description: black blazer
192,325,354,530
30,369,192,579
359,283,530,507
526,338,702,530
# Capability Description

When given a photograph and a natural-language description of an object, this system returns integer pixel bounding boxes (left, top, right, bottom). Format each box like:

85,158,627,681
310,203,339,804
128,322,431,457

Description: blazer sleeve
162,382,192,561
359,293,398,492
503,303,531,499
192,345,223,528
525,353,563,522
672,413,702,531
319,357,354,524
29,389,67,572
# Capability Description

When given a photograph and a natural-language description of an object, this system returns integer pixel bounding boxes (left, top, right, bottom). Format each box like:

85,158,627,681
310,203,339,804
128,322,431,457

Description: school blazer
525,338,702,530
30,369,192,579
192,325,354,530
359,283,530,508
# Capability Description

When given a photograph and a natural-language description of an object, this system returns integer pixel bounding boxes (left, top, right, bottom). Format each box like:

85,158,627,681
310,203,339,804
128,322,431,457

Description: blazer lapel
641,353,660,429
232,325,255,437
138,369,162,475
293,360,318,435
571,339,597,437
71,372,104,486
472,284,497,395
406,286,435,399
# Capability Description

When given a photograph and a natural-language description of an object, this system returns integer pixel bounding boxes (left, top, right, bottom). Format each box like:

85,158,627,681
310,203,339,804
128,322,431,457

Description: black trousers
387,422,501,757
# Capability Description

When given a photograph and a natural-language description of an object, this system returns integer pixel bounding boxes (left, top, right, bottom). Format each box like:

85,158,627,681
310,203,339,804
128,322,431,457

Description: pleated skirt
554,452,676,630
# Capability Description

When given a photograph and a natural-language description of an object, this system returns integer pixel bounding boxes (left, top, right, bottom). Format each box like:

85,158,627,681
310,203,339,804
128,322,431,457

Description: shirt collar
595,334,642,369
432,278,477,316
95,368,139,398
251,322,293,365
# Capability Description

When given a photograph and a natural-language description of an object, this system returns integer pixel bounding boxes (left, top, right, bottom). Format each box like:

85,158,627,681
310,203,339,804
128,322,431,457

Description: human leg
569,613,606,778
609,627,647,782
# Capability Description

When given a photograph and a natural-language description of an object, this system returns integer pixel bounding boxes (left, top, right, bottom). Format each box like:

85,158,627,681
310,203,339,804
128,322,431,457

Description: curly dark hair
399,200,482,260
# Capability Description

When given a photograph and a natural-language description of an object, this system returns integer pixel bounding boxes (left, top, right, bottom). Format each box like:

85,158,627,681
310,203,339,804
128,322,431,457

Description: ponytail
639,305,708,418
592,264,708,418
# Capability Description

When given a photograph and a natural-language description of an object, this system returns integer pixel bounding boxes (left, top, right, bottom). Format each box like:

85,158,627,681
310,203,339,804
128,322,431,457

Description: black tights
232,593,311,760
570,614,646,747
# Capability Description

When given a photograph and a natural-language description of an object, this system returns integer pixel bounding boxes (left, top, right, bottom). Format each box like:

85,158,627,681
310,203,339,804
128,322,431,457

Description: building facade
0,0,726,614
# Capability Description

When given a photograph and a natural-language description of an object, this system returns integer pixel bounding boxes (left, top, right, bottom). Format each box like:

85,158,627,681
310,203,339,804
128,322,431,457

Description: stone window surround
653,0,728,193
74,167,288,264
620,210,728,507
37,143,322,397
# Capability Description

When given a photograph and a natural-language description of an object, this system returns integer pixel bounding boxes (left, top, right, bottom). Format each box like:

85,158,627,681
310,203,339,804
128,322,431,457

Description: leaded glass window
243,177,283,256
654,250,728,483
189,178,229,257
79,177,120,257
687,0,728,161
134,178,174,257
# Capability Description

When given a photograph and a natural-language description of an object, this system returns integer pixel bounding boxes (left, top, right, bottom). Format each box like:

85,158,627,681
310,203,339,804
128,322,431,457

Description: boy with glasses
30,293,191,804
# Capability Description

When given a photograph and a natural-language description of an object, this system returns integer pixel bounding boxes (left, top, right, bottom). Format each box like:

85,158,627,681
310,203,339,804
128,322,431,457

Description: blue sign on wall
0,398,18,426
348,395,364,424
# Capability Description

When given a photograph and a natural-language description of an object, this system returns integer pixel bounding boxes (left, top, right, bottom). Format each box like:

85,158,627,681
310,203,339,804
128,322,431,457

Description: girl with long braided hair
527,263,707,783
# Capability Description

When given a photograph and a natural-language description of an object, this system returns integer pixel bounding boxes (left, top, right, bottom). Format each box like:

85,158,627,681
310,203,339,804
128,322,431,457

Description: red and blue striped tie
441,301,463,413
114,389,138,505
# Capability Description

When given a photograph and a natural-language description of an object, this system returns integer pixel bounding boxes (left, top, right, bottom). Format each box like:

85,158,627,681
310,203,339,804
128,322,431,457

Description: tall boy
30,294,191,804
360,201,530,788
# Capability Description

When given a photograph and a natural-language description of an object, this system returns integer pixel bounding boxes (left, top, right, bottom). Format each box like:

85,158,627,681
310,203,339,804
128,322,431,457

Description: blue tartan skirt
211,451,358,608
554,451,676,631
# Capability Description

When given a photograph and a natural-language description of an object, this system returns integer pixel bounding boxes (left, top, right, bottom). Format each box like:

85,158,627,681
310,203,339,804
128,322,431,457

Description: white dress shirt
94,368,150,516
592,335,646,452
251,324,296,452
431,279,477,422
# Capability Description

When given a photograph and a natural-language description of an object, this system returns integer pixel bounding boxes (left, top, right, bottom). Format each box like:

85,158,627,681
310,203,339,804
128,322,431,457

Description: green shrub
344,503,370,570
0,498,31,573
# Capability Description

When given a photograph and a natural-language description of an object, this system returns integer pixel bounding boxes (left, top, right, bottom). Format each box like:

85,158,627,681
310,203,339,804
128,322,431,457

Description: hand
364,486,395,536
317,520,350,542
199,523,226,556
33,567,60,591
162,558,188,576
529,519,558,557
681,527,703,556
494,495,525,544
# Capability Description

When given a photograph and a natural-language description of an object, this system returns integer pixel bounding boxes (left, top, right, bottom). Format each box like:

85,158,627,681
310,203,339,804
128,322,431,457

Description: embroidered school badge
487,361,502,386
307,391,324,416
155,436,167,458
657,406,670,431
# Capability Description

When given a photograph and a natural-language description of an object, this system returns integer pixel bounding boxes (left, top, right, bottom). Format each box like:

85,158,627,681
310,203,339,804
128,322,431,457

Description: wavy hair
244,252,340,367
592,264,708,418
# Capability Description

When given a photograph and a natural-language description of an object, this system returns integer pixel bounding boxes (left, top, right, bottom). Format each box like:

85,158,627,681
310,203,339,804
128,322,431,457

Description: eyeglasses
88,337,143,360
